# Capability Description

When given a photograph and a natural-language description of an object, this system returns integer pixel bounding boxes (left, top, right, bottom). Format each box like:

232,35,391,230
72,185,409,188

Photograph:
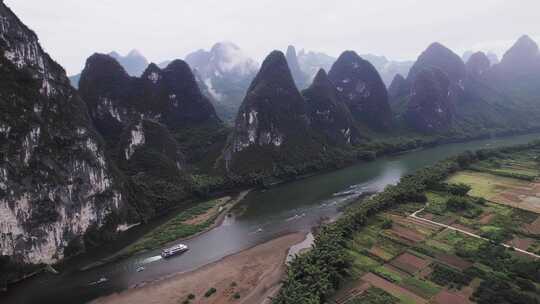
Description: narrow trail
409,207,540,259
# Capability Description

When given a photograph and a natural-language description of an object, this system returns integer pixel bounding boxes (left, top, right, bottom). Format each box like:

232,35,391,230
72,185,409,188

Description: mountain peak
141,62,162,83
303,68,361,145
388,73,410,103
426,42,447,52
286,45,297,57
311,68,330,86
516,34,538,48
466,51,491,76
163,59,192,73
263,50,287,66
328,50,392,130
223,49,310,169
249,50,297,90
500,35,540,67
285,45,309,89
408,41,466,83
85,53,129,79
106,49,149,77
127,49,144,58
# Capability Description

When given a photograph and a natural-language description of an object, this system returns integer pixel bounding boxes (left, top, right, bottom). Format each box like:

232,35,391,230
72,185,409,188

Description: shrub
381,218,393,229
429,264,473,288
447,183,471,196
204,287,217,297
446,196,471,211
187,294,195,300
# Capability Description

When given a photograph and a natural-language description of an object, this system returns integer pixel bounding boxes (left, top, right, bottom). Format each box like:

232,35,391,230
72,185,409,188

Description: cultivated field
448,171,540,213
332,148,540,304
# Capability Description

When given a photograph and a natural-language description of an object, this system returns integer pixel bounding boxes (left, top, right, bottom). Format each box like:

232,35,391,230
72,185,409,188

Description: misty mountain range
69,44,415,123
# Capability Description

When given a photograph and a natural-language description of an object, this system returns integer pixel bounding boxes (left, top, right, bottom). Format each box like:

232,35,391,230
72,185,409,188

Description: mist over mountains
69,44,414,123
3,0,540,287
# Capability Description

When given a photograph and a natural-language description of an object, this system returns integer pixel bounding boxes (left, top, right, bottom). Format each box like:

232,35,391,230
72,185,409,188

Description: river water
3,133,540,304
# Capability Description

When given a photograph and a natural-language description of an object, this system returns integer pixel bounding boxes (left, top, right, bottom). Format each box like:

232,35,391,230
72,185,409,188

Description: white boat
89,277,108,285
136,266,145,272
97,277,108,284
161,244,188,258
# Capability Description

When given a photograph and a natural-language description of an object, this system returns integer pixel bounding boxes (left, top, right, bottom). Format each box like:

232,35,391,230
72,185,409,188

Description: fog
5,0,540,74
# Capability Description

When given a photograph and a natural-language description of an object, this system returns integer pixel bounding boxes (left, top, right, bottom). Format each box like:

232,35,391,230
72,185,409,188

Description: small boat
97,277,108,284
161,244,188,258
136,266,145,272
90,277,108,285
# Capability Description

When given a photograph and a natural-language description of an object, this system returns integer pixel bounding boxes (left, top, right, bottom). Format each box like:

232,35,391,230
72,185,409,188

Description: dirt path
92,232,306,304
410,207,540,259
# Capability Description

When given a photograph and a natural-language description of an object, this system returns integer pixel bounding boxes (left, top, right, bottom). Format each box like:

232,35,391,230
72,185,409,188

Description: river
3,133,540,304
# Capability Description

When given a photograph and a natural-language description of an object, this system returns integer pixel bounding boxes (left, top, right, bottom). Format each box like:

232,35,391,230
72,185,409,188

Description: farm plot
389,252,431,275
448,171,540,213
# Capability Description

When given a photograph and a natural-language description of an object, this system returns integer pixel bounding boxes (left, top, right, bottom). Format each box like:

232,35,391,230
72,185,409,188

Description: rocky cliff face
223,51,317,174
79,55,220,142
488,35,540,99
402,41,537,133
302,69,361,145
388,73,410,104
286,45,309,89
79,54,222,217
399,43,468,132
405,68,454,132
0,2,124,264
328,51,392,130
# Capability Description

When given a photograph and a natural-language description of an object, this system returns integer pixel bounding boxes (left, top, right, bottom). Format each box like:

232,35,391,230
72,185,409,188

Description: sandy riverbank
92,232,306,304
80,190,251,271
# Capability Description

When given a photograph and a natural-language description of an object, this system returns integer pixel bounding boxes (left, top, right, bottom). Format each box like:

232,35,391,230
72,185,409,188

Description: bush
429,264,473,288
233,292,241,299
473,277,538,304
515,277,536,292
446,196,471,211
381,218,393,229
187,294,195,300
447,183,471,196
204,287,217,297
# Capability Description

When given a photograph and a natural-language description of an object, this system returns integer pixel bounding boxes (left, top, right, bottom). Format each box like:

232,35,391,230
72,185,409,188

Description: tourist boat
136,266,145,272
161,244,188,258
89,277,108,285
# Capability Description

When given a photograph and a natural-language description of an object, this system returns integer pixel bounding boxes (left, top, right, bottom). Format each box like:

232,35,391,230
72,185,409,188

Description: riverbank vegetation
123,196,231,256
273,140,540,304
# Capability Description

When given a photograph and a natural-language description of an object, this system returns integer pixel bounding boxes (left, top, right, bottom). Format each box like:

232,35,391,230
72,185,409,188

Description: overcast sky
5,0,540,75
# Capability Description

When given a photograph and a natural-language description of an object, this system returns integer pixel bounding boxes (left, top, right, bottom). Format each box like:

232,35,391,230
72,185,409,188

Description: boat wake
285,213,306,222
140,255,162,264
